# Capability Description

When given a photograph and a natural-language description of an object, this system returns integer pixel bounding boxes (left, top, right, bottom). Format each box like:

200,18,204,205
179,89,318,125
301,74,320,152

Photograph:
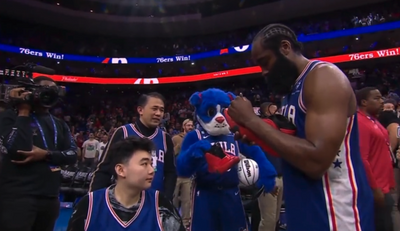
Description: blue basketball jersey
121,124,166,192
193,128,240,188
85,187,162,231
281,61,374,231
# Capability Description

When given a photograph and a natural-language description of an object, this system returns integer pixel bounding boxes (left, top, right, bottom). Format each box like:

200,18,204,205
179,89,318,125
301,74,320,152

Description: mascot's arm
177,131,211,177
240,142,277,192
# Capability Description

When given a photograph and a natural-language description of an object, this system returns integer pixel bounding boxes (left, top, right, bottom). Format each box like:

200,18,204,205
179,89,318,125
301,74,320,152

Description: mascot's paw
242,146,277,192
191,140,212,159
256,177,276,193
242,149,262,160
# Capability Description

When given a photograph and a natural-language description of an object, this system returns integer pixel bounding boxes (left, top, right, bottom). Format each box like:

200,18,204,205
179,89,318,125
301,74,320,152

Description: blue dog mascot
177,88,277,231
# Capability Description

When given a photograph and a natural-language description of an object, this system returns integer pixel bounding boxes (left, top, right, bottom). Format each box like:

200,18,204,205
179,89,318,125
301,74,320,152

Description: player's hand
373,188,385,208
12,146,48,164
228,93,258,126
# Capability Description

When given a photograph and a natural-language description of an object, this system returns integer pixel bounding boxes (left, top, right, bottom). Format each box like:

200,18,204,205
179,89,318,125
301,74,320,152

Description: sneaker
279,222,287,230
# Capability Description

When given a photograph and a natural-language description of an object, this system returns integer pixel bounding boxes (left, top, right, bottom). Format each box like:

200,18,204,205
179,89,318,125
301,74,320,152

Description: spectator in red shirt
356,87,396,231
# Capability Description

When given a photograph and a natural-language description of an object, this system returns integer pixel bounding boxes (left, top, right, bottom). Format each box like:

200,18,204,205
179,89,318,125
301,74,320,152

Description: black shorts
0,195,60,231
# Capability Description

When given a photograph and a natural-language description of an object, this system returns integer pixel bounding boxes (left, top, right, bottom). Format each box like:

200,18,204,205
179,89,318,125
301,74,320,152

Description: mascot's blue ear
226,92,236,101
190,92,202,106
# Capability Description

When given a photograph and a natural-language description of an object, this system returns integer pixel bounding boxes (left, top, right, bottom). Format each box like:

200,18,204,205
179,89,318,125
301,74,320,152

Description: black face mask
265,52,299,96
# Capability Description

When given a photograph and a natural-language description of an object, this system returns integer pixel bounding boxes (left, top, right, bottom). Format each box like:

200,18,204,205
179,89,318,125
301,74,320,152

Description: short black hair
253,23,303,53
384,99,397,107
110,136,155,178
33,76,55,84
355,87,377,106
137,92,166,107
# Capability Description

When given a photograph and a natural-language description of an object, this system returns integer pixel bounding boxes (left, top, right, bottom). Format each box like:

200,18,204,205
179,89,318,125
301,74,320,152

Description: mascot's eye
207,107,217,117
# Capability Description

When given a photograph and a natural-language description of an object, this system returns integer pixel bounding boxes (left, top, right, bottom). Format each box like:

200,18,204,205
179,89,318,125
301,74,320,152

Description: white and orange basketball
237,158,259,187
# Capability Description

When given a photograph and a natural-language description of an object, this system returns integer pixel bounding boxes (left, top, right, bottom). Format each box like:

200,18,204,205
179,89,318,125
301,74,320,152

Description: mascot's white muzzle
198,111,231,136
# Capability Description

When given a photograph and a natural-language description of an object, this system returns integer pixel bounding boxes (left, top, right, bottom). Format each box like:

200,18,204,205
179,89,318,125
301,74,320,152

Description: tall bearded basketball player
227,24,374,231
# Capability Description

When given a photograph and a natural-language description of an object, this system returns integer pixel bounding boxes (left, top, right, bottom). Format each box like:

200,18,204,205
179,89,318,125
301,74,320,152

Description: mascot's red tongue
223,108,296,157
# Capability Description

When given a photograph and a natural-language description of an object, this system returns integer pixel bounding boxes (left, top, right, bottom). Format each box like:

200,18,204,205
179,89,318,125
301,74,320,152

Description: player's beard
265,53,299,96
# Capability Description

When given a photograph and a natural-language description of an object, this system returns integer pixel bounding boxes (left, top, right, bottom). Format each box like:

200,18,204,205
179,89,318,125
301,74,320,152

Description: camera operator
0,76,77,231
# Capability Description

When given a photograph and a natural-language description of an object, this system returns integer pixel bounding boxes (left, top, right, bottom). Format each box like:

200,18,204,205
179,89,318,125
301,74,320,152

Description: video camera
0,63,65,108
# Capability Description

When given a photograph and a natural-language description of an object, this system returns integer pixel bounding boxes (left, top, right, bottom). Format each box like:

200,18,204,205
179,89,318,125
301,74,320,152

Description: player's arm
66,195,89,231
239,142,276,192
244,64,351,179
158,192,186,231
89,127,125,192
47,120,78,166
163,133,177,200
358,122,378,188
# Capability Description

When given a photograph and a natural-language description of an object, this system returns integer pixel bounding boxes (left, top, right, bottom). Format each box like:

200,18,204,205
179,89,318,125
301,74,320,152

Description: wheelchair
59,164,94,206
240,185,265,231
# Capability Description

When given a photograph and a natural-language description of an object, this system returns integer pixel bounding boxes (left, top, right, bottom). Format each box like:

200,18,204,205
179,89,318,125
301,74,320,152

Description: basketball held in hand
238,158,259,187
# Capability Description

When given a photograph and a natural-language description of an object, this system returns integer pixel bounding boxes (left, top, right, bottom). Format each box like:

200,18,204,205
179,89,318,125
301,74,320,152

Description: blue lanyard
32,115,58,149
